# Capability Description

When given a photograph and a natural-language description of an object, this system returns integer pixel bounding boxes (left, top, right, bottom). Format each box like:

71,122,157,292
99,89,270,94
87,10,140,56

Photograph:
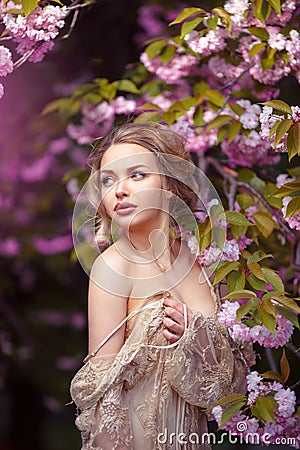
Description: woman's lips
114,202,137,215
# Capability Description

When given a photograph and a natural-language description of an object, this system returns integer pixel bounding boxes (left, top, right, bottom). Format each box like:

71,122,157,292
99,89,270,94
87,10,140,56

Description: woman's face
99,143,168,233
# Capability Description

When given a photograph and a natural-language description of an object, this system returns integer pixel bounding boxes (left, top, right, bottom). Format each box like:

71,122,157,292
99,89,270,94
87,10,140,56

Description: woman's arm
88,251,131,356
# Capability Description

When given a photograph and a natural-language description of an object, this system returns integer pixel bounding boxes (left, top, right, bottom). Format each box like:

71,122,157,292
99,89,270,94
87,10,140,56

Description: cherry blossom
0,45,14,76
140,50,198,84
184,28,228,57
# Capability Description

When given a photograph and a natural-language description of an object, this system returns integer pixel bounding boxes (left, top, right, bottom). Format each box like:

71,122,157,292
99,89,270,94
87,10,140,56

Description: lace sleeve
165,312,250,410
69,302,166,449
70,354,133,450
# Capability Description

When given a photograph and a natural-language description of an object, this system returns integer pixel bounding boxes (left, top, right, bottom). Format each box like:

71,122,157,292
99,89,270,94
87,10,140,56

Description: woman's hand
162,296,191,344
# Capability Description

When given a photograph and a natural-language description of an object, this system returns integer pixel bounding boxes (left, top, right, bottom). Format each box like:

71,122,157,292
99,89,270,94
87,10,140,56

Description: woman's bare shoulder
90,243,132,297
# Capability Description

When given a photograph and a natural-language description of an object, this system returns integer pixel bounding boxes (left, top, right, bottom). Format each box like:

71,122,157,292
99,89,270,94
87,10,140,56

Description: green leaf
248,250,273,264
134,112,162,123
162,111,182,125
206,16,218,29
229,103,244,116
253,0,264,22
230,224,248,239
270,294,300,314
261,52,275,71
21,0,38,16
262,268,284,292
260,370,283,382
268,0,281,15
41,98,71,116
274,118,292,148
206,114,232,131
159,45,176,64
138,102,163,111
247,27,270,41
247,273,267,291
228,121,241,143
280,349,290,383
260,100,292,115
193,107,205,126
227,270,246,293
260,306,276,332
114,79,140,94
287,123,300,161
226,211,253,226
288,166,300,177
212,7,232,32
285,197,300,218
273,180,300,198
223,289,258,300
251,396,276,423
275,305,300,329
205,90,226,108
213,261,240,285
196,218,212,252
262,297,276,316
250,42,267,58
214,393,246,407
236,300,257,321
252,211,275,237
212,226,226,249
269,120,280,137
216,126,228,145
145,40,165,58
221,400,246,426
263,183,282,208
248,261,265,280
236,194,253,211
169,7,204,25
180,17,203,39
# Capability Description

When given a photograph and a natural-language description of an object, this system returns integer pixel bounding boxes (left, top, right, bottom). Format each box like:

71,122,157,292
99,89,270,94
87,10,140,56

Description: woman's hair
88,122,199,247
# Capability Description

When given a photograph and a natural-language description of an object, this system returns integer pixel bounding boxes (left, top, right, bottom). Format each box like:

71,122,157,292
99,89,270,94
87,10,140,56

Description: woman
70,122,254,450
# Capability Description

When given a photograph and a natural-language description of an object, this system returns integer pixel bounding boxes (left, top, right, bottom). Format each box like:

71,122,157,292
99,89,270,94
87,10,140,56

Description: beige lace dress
70,286,253,450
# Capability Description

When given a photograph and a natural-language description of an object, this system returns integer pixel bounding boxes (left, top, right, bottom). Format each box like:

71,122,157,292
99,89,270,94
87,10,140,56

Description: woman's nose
115,177,129,198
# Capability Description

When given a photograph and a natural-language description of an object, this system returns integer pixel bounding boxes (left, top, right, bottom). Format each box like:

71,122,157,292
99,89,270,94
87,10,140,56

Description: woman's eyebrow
100,164,152,174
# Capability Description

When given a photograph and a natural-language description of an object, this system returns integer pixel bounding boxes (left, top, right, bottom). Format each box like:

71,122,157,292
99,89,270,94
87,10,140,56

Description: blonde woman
70,122,254,450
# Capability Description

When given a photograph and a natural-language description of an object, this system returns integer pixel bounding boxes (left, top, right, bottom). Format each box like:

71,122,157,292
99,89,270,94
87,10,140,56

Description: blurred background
0,1,299,449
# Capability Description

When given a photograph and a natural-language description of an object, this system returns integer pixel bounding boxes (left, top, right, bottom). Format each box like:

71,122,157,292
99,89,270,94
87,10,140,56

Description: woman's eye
100,176,115,186
131,171,146,180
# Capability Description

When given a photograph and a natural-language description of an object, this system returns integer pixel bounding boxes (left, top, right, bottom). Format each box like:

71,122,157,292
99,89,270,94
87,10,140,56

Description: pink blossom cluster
187,236,240,267
221,130,279,167
282,196,300,231
33,234,73,255
171,112,217,152
260,105,300,152
0,237,20,257
2,4,68,62
212,371,300,448
140,50,198,84
275,174,300,231
286,30,300,83
0,45,14,99
135,5,165,44
184,28,228,57
224,0,250,26
217,300,294,348
67,97,136,145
